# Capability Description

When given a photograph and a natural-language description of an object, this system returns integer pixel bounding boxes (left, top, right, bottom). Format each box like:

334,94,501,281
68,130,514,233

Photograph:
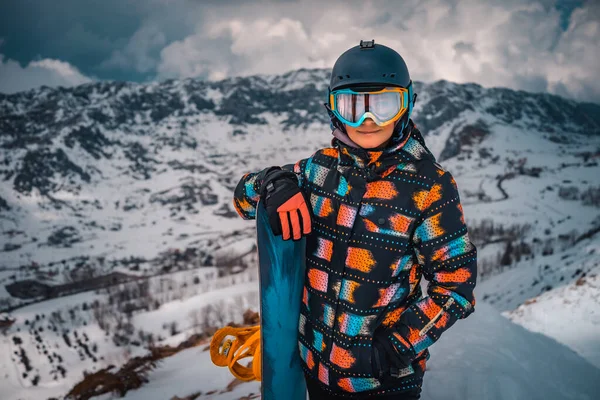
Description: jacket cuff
257,167,299,197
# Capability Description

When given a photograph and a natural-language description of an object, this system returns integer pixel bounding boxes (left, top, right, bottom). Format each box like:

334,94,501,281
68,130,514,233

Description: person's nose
362,118,377,126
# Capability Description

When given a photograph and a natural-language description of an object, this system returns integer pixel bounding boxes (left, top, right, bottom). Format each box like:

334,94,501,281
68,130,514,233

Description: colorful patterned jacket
233,122,477,397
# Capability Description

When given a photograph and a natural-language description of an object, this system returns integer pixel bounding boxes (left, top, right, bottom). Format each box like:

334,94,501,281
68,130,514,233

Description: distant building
0,316,15,328
5,272,136,300
5,280,51,299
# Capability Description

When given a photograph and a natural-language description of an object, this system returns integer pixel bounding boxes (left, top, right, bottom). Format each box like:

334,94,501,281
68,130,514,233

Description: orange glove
276,192,312,240
259,167,312,240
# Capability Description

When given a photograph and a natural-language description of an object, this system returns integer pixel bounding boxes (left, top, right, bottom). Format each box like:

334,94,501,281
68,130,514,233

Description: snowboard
256,202,307,399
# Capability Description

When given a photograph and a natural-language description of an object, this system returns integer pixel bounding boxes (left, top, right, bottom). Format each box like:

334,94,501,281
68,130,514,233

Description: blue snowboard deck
256,203,307,399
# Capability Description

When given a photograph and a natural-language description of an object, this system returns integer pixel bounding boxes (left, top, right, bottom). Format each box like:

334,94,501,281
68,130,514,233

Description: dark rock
150,178,218,212
64,126,113,160
213,203,238,218
47,226,82,248
13,148,90,195
3,243,21,252
0,195,10,211
440,120,490,161
123,142,158,180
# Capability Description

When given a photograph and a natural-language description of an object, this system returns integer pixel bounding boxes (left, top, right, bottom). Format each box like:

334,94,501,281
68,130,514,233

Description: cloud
151,0,599,103
0,0,598,102
157,16,337,80
0,54,92,94
548,4,600,102
101,24,167,73
155,2,360,82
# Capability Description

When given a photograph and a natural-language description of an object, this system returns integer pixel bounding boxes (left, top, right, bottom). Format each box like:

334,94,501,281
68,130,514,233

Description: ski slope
2,275,599,400
504,265,600,369
88,302,600,400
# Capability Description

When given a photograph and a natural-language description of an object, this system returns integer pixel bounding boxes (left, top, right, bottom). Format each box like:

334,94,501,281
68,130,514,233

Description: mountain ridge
1,67,599,308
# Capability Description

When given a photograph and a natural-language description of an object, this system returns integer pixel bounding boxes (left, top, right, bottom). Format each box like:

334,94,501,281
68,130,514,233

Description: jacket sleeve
384,170,477,364
232,155,313,220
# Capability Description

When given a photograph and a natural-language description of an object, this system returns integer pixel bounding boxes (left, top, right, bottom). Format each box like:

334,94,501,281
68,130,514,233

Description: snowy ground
95,302,600,400
504,267,600,369
476,235,600,370
0,267,261,400
2,272,600,400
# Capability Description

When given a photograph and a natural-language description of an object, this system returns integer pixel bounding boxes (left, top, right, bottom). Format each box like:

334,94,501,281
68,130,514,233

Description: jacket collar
331,120,435,175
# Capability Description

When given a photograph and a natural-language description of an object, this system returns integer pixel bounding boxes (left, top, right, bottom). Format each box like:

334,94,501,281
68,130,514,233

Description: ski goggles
329,86,410,128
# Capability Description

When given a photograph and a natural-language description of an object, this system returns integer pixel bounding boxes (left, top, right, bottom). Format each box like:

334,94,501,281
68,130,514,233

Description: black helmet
326,40,417,137
329,40,411,90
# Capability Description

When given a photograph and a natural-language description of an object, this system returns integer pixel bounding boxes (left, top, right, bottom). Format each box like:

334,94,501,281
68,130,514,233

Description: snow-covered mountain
1,69,598,275
1,69,599,399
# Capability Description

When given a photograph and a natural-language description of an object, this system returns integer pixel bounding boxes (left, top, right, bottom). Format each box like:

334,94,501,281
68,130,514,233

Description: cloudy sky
0,0,598,103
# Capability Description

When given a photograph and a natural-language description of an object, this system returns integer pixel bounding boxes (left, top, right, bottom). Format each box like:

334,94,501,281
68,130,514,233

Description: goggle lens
331,88,408,126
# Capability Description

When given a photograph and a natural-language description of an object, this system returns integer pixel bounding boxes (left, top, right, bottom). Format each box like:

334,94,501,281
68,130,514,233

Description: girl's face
345,118,395,149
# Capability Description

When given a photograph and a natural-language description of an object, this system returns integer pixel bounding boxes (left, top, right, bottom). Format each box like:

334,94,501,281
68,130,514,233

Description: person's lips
357,129,381,134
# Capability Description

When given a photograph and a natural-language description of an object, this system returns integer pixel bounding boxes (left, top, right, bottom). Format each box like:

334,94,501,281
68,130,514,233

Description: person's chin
357,139,384,149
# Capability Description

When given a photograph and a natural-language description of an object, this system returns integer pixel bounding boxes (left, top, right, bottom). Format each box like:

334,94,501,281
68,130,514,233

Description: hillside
1,69,599,399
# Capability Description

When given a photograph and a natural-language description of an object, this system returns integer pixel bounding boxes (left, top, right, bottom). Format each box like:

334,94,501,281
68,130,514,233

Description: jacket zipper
418,297,455,337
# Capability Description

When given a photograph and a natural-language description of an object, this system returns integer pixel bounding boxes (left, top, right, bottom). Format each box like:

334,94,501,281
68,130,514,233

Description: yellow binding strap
209,324,262,381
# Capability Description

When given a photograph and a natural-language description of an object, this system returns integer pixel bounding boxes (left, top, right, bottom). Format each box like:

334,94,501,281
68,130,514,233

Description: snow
505,266,600,369
3,270,599,400
422,302,600,400
95,346,263,400
87,302,600,400
2,80,597,275
133,275,258,335
476,237,599,312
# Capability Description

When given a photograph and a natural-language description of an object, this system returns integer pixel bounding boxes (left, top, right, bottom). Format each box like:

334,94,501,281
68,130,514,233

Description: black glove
257,167,312,240
371,326,413,381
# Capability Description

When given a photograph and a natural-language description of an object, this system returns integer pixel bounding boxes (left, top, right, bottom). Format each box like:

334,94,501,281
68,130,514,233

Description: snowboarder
233,39,478,399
